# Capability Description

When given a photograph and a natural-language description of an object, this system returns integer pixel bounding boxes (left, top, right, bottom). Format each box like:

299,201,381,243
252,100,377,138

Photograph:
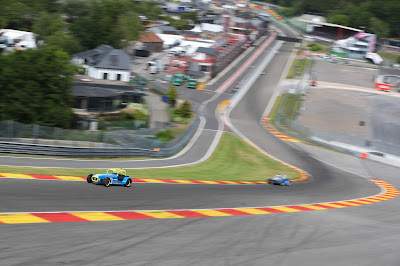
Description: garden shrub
156,129,175,142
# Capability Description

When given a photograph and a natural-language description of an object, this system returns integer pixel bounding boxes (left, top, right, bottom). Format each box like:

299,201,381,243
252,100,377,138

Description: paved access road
1,21,400,266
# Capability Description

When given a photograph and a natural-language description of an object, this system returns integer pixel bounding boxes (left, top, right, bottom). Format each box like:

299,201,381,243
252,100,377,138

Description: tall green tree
328,14,350,26
62,0,91,22
0,48,76,128
117,13,142,48
28,0,61,13
45,31,82,54
271,0,400,38
167,87,178,108
32,12,64,43
179,100,192,118
3,1,33,30
136,1,162,19
368,17,389,39
69,0,144,50
181,11,198,22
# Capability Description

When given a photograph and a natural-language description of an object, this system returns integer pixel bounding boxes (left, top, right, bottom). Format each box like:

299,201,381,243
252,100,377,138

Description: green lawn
377,52,400,63
283,93,302,121
0,133,301,182
286,58,310,79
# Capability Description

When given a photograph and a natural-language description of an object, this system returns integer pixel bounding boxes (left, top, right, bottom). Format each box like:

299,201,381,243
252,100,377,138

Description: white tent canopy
156,34,184,48
188,23,224,34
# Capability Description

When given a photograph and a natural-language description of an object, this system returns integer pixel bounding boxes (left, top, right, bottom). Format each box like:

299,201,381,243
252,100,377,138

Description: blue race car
268,174,290,186
87,168,132,187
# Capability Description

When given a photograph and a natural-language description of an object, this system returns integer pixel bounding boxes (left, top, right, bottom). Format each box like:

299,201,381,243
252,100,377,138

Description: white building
72,45,131,82
0,29,36,49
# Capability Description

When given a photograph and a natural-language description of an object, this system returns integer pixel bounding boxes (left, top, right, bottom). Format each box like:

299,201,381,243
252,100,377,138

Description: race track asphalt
1,21,400,266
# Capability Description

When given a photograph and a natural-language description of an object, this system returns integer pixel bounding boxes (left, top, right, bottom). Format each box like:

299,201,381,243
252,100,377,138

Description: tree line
268,0,399,39
0,0,164,53
0,0,198,129
0,0,197,54
0,48,77,128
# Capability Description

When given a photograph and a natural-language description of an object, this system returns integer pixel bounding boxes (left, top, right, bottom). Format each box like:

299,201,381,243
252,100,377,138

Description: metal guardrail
274,60,363,158
0,115,201,158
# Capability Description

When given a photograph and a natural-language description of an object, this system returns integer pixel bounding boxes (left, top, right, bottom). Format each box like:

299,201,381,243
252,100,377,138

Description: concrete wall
87,67,130,82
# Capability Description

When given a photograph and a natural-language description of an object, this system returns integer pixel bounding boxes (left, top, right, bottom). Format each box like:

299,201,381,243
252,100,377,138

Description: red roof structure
139,32,163,43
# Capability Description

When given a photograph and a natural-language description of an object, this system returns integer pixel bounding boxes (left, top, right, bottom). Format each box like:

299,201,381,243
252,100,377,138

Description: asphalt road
314,60,377,88
1,21,400,266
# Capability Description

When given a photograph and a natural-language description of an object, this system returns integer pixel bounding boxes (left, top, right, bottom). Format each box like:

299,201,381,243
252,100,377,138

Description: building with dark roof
73,82,144,112
148,25,179,35
195,16,220,25
72,45,131,82
139,32,164,52
196,47,218,56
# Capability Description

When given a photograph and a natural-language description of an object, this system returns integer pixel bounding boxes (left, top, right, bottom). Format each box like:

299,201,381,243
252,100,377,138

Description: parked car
186,78,197,89
162,95,172,103
268,174,290,186
172,74,186,86
87,168,132,187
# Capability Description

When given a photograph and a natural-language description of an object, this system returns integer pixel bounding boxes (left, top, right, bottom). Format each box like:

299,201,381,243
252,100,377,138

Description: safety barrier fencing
0,115,200,158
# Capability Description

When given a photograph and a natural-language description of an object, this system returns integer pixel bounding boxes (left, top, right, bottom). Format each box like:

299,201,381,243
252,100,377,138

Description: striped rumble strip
0,179,397,224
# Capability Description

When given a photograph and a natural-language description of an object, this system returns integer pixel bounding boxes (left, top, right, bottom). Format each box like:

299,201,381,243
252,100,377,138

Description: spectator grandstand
289,14,362,45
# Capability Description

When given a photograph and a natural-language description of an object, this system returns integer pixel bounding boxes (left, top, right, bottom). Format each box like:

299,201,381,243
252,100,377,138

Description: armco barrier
0,115,201,158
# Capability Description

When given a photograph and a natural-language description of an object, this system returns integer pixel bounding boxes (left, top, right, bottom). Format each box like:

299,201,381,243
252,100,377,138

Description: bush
124,103,149,121
179,99,192,118
135,110,148,121
310,43,323,51
167,87,178,107
156,129,174,142
120,109,135,120
277,7,296,17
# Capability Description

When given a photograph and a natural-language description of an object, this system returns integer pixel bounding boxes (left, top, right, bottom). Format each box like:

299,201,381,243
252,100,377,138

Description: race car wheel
103,178,111,187
87,174,93,183
124,179,132,187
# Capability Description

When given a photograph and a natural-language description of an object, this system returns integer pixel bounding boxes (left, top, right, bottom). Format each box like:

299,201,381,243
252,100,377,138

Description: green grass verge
268,95,284,125
283,93,302,121
286,58,309,79
0,133,301,182
377,52,400,63
269,93,301,124
149,88,165,95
